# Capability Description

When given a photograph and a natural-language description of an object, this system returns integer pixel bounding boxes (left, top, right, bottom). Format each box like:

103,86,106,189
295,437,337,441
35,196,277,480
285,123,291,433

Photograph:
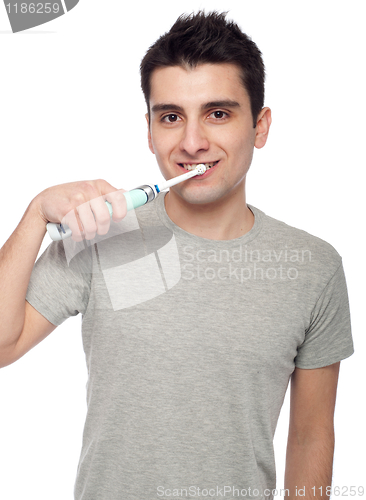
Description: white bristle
195,164,207,175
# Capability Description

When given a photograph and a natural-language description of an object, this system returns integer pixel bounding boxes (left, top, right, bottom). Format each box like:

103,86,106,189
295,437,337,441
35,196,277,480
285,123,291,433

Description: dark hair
140,11,265,128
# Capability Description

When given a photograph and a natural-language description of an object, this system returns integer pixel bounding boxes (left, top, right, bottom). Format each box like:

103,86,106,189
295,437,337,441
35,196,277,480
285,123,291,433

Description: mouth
178,161,219,171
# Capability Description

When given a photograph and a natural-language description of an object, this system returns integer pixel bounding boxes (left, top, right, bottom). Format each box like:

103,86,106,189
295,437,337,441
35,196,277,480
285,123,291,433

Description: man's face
147,63,270,206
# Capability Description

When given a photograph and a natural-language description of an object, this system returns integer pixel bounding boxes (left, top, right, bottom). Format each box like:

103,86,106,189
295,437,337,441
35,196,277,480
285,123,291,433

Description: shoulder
252,205,341,260
250,205,343,283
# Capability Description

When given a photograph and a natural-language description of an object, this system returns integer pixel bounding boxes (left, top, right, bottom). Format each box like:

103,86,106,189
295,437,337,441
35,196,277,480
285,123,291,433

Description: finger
105,189,128,222
90,195,111,236
76,200,98,240
62,208,85,242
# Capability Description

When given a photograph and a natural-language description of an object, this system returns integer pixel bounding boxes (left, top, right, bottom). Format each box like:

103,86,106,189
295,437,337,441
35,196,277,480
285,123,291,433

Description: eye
162,114,181,123
210,110,228,120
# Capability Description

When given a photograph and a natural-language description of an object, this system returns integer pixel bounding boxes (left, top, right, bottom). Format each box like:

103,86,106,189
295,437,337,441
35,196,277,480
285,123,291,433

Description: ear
146,113,155,155
254,107,272,149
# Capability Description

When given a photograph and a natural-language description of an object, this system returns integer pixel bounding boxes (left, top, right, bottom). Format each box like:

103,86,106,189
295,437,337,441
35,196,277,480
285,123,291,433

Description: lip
177,161,220,179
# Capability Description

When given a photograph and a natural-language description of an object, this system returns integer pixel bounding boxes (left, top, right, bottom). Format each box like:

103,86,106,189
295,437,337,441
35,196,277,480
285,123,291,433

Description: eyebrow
151,100,240,114
202,100,240,110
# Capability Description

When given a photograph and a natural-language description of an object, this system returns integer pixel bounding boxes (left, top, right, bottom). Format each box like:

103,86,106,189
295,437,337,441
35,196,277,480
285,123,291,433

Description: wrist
25,197,49,234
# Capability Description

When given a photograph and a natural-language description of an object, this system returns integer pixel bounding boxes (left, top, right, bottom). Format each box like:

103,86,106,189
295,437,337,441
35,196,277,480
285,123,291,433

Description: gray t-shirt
26,194,354,500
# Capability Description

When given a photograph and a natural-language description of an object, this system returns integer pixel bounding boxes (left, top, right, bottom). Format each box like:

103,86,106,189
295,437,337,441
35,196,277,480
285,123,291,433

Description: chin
175,186,228,206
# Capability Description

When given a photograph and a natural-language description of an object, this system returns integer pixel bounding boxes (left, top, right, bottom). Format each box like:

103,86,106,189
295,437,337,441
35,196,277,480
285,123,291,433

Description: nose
179,120,209,156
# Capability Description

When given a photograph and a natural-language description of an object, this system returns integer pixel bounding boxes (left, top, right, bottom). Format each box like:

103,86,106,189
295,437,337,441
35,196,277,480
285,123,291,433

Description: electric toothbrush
46,164,207,241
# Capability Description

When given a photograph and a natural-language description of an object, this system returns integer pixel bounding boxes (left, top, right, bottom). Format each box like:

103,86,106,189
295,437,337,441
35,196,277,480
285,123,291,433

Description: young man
0,11,353,500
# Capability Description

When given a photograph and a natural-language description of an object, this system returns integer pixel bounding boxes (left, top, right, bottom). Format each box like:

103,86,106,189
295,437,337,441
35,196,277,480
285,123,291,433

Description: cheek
152,132,181,169
215,123,252,150
150,127,172,156
220,131,255,179
151,141,166,165
219,132,249,159
149,130,174,175
232,132,256,161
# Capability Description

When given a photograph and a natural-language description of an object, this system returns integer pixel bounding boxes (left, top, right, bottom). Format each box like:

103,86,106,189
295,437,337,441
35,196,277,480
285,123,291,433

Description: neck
164,186,254,241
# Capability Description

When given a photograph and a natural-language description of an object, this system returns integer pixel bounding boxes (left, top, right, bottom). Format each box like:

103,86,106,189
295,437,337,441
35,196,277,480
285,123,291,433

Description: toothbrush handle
46,188,148,241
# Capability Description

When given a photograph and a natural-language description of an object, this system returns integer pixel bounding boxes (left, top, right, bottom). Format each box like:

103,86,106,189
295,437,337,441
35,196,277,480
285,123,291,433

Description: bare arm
0,179,127,368
0,200,49,366
284,362,340,500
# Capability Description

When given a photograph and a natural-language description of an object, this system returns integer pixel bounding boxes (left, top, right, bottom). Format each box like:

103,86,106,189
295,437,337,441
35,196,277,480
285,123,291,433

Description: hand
33,179,127,242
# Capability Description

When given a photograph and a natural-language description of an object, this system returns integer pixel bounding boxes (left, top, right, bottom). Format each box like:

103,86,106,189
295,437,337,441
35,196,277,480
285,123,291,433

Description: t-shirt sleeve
295,260,354,369
26,240,91,326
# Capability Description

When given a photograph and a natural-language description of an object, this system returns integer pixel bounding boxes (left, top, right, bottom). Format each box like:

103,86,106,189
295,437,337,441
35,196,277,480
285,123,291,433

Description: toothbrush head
195,164,207,175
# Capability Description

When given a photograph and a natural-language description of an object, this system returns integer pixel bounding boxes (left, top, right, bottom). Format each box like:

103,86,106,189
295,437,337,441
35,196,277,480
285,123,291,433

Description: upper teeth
182,162,217,170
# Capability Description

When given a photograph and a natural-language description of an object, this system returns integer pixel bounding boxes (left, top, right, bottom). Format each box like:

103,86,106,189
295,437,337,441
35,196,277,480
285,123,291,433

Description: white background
0,1,365,499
